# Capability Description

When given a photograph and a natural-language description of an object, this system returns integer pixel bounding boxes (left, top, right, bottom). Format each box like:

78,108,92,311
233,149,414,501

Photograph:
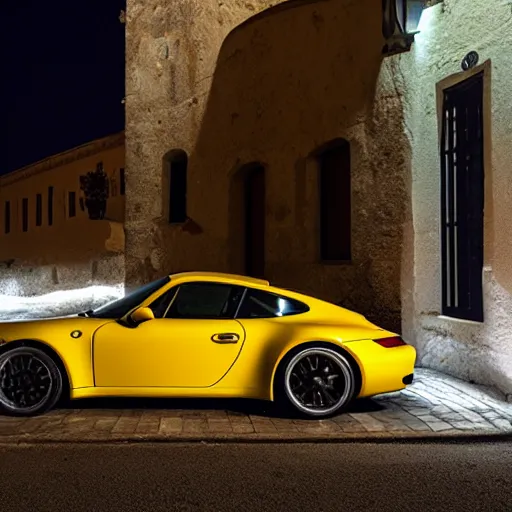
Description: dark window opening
36,194,42,227
22,198,28,232
318,140,351,261
68,191,76,218
166,151,188,223
236,289,309,319
4,201,11,234
166,282,244,319
119,168,125,196
441,72,484,322
47,186,54,226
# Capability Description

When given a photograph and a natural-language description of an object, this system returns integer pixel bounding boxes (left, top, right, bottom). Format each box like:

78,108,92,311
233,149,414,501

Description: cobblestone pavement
1,368,512,443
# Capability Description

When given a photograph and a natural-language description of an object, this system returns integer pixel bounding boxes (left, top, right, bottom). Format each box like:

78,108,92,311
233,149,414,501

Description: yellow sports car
0,271,416,418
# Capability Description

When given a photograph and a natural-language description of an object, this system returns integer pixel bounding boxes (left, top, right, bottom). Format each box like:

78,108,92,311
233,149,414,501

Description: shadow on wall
164,0,412,332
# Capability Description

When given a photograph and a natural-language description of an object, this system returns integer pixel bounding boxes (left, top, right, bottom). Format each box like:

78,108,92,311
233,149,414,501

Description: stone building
1,0,511,398
0,132,126,295
124,0,416,334
123,0,512,397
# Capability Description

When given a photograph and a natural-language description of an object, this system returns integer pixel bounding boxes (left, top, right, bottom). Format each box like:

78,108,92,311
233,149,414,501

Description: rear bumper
342,340,417,398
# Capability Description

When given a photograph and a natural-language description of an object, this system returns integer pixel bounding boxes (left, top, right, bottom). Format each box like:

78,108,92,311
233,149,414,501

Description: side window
236,289,309,319
166,282,245,319
149,287,179,318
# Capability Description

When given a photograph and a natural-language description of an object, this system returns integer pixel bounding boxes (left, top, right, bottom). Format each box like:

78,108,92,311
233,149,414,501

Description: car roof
169,271,270,287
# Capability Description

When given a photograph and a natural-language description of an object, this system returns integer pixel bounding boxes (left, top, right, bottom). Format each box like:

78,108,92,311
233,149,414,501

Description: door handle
211,333,240,344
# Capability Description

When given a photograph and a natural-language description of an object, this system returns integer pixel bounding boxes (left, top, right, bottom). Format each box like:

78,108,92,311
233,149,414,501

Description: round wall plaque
461,51,479,71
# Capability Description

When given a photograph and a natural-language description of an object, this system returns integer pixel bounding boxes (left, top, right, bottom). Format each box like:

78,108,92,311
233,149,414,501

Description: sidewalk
1,368,512,444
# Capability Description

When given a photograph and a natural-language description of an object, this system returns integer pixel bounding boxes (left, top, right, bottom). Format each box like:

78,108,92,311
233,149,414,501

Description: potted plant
79,162,110,220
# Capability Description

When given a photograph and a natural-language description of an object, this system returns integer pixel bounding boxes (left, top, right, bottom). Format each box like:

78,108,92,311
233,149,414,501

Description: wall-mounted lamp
382,0,431,56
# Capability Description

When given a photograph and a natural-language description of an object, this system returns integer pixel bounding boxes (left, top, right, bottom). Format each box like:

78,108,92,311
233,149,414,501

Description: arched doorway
243,164,266,278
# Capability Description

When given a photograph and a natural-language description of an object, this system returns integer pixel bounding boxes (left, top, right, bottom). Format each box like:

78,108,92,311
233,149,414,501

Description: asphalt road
1,441,511,512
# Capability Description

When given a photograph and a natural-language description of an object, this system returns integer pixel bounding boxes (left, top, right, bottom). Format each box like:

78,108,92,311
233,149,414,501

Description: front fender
0,317,112,389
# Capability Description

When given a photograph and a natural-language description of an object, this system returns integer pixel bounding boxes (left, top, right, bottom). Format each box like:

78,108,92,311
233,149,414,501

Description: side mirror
129,306,155,326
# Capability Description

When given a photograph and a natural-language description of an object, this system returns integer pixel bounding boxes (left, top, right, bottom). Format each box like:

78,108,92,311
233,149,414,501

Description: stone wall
124,0,411,332
394,0,512,397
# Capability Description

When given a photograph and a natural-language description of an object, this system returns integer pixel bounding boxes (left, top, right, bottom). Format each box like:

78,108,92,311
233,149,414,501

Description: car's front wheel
278,346,356,419
0,346,63,417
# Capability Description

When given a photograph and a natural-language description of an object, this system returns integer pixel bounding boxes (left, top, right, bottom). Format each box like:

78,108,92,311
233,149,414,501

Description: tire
276,346,356,419
0,346,63,417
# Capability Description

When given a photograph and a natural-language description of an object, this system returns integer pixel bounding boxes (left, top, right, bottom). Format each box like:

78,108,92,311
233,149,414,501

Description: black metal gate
440,72,485,322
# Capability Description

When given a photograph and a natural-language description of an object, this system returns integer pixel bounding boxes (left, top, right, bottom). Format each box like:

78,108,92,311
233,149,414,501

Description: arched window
164,150,188,223
316,139,351,261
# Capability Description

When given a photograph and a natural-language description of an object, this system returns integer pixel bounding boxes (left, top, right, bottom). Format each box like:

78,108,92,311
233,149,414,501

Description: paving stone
415,414,440,423
375,418,411,432
207,419,233,433
0,423,22,435
430,405,454,415
489,418,512,431
135,418,161,434
423,420,452,432
205,410,229,419
231,423,255,434
13,418,48,434
451,421,478,430
331,415,366,433
118,409,145,417
183,418,208,433
94,419,118,432
350,413,387,432
269,419,299,433
407,387,443,405
436,412,466,422
403,406,434,416
111,417,141,434
159,417,183,434
440,393,484,411
59,419,97,433
251,419,278,434
481,411,502,421
294,421,338,434
458,410,488,422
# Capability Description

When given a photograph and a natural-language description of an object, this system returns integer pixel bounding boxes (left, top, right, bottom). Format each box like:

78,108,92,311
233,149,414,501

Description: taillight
374,336,406,348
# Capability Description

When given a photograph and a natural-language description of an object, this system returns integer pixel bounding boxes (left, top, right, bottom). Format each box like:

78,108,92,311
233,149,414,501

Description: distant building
0,132,126,295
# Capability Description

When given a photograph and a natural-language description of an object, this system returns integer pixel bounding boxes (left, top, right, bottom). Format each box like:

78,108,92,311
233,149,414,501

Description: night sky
1,0,126,176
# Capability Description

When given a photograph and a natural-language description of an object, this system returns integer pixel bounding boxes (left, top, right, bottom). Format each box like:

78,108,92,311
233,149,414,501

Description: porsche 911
0,271,416,418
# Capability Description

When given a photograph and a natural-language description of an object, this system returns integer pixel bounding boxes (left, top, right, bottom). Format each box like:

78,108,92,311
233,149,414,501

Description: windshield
89,276,171,319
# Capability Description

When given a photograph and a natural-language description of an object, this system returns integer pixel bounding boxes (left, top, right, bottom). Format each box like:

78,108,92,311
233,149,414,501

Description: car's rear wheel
278,346,356,418
0,347,63,417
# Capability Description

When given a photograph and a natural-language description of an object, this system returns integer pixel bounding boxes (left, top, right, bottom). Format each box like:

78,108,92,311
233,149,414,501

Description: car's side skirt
70,386,267,401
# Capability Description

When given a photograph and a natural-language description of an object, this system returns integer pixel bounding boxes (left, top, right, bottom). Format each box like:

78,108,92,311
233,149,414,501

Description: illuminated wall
396,0,512,398
0,132,126,296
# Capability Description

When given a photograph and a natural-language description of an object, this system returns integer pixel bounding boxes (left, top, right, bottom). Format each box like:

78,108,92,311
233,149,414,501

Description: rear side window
236,289,309,319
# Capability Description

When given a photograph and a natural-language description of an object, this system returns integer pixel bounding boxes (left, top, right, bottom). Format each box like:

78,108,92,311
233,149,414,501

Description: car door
93,282,247,388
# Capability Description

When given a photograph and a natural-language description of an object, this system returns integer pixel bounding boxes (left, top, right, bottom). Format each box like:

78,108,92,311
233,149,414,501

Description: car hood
0,313,80,324
0,316,112,344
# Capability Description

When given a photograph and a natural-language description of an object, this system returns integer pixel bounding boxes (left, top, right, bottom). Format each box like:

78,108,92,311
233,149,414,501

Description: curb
1,429,512,445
